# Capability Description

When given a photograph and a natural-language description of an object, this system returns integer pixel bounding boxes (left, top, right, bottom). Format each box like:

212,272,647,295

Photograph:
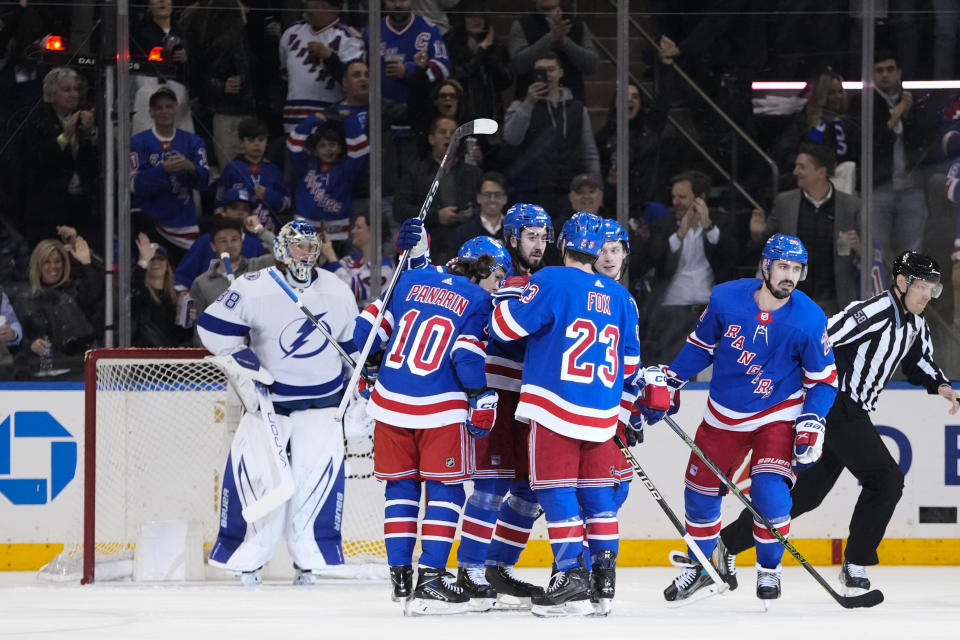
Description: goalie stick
334,118,499,423
663,415,884,609
236,382,295,522
613,435,728,595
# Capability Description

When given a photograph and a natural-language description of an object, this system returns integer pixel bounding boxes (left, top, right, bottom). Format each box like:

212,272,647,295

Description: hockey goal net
39,348,386,583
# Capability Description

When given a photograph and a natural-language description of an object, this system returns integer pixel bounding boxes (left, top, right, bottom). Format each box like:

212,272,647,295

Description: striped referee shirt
827,289,949,411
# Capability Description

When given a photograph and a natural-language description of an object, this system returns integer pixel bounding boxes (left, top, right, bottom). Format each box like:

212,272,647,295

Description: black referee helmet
892,251,942,297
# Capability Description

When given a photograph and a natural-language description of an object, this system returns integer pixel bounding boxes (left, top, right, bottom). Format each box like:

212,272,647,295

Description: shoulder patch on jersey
854,309,868,324
244,272,261,280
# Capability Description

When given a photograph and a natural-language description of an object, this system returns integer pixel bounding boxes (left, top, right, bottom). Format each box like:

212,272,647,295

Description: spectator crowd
1,0,960,380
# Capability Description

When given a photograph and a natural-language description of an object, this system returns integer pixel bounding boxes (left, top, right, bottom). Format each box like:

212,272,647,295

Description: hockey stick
613,435,728,594
266,267,372,384
662,416,884,609
333,118,499,422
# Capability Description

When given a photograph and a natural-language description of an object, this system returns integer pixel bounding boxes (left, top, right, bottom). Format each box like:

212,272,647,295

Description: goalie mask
274,220,322,282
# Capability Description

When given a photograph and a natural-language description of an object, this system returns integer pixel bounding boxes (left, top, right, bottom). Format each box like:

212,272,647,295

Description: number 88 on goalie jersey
352,268,492,429
490,266,642,442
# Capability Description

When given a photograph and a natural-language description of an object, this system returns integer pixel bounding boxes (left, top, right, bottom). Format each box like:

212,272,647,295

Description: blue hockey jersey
353,268,491,429
365,15,449,106
670,278,838,432
490,267,642,442
130,128,210,248
215,159,290,232
286,113,369,240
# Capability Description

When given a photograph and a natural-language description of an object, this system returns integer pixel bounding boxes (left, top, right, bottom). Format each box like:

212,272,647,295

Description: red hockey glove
466,388,498,438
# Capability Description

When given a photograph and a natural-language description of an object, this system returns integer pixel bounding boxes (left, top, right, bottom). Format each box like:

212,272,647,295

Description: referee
713,251,960,594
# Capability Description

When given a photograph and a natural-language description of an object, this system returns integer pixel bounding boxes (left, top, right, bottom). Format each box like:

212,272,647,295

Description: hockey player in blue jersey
479,203,556,608
352,251,498,616
287,111,369,242
489,211,643,616
197,220,361,585
130,87,211,253
656,234,838,603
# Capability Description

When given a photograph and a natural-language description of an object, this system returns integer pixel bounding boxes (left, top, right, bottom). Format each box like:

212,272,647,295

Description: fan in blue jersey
654,233,838,604
352,251,497,615
477,202,556,609
286,111,369,242
489,211,643,616
197,220,361,586
130,87,211,253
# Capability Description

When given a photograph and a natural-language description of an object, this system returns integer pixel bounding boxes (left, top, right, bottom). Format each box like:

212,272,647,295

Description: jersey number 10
561,319,620,388
384,309,455,375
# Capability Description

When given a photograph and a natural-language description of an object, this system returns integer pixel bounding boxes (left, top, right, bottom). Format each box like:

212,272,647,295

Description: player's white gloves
466,388,498,438
208,347,275,413
793,413,826,469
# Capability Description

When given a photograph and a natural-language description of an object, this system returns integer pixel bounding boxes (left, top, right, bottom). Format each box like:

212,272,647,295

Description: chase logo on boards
0,412,76,505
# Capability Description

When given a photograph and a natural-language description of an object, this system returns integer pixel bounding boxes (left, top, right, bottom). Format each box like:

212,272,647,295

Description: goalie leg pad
684,487,722,561
457,477,511,567
385,479,422,567
749,472,791,568
577,486,619,561
486,481,541,566
285,408,347,569
419,480,466,569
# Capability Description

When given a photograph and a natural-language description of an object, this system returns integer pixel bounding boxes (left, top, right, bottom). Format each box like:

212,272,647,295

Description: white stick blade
472,118,498,135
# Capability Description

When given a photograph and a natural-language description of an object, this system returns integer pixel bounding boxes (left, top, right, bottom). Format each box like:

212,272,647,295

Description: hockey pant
384,479,465,569
685,472,790,569
208,407,346,572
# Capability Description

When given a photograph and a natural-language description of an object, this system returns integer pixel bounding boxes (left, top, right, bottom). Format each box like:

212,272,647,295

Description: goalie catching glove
792,413,826,469
208,347,274,413
465,388,498,438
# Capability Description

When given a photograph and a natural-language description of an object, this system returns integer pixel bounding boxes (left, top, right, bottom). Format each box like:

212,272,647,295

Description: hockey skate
756,563,782,605
238,568,262,587
589,550,616,616
457,566,497,612
664,560,717,605
485,565,545,610
714,537,738,590
839,560,871,595
530,563,593,617
390,565,414,603
293,564,318,586
405,567,469,616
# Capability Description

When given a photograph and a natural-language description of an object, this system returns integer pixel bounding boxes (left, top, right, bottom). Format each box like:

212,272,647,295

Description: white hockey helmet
274,220,322,282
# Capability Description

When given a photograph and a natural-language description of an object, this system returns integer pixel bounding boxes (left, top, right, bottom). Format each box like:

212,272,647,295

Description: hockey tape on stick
266,267,368,381
613,435,728,594
239,382,295,522
663,416,884,609
334,118,499,423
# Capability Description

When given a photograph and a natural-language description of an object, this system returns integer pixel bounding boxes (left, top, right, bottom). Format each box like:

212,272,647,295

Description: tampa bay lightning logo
278,312,330,359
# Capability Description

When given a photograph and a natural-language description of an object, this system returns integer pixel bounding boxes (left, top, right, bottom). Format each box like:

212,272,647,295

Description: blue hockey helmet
601,218,630,253
558,211,604,259
503,203,553,243
458,236,513,276
761,233,808,280
274,219,322,282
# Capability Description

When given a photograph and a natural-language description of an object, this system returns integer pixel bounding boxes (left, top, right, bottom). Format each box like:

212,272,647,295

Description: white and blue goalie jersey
670,278,838,431
197,267,359,405
353,268,491,429
490,267,642,442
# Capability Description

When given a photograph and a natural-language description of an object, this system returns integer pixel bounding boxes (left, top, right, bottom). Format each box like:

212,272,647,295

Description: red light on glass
148,46,165,62
43,35,65,51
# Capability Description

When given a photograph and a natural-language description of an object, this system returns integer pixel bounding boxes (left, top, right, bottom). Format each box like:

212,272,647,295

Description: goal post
39,348,386,584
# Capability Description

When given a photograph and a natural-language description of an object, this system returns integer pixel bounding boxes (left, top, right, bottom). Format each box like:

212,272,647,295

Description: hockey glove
626,408,645,446
396,218,424,252
465,388,498,438
635,365,673,425
208,347,275,413
343,387,376,440
793,413,826,469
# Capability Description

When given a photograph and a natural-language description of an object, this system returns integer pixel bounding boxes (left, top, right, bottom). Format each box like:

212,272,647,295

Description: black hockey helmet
892,251,942,298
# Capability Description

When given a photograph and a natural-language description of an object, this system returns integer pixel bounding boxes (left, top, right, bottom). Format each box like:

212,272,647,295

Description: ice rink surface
1,566,957,639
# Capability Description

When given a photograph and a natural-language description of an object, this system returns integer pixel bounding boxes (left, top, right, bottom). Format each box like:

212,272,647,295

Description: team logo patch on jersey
445,457,455,468
244,272,261,280
278,313,331,358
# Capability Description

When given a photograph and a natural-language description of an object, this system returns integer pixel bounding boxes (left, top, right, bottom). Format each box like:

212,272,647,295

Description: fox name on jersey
197,267,359,404
671,278,838,431
354,268,491,429
490,266,641,442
